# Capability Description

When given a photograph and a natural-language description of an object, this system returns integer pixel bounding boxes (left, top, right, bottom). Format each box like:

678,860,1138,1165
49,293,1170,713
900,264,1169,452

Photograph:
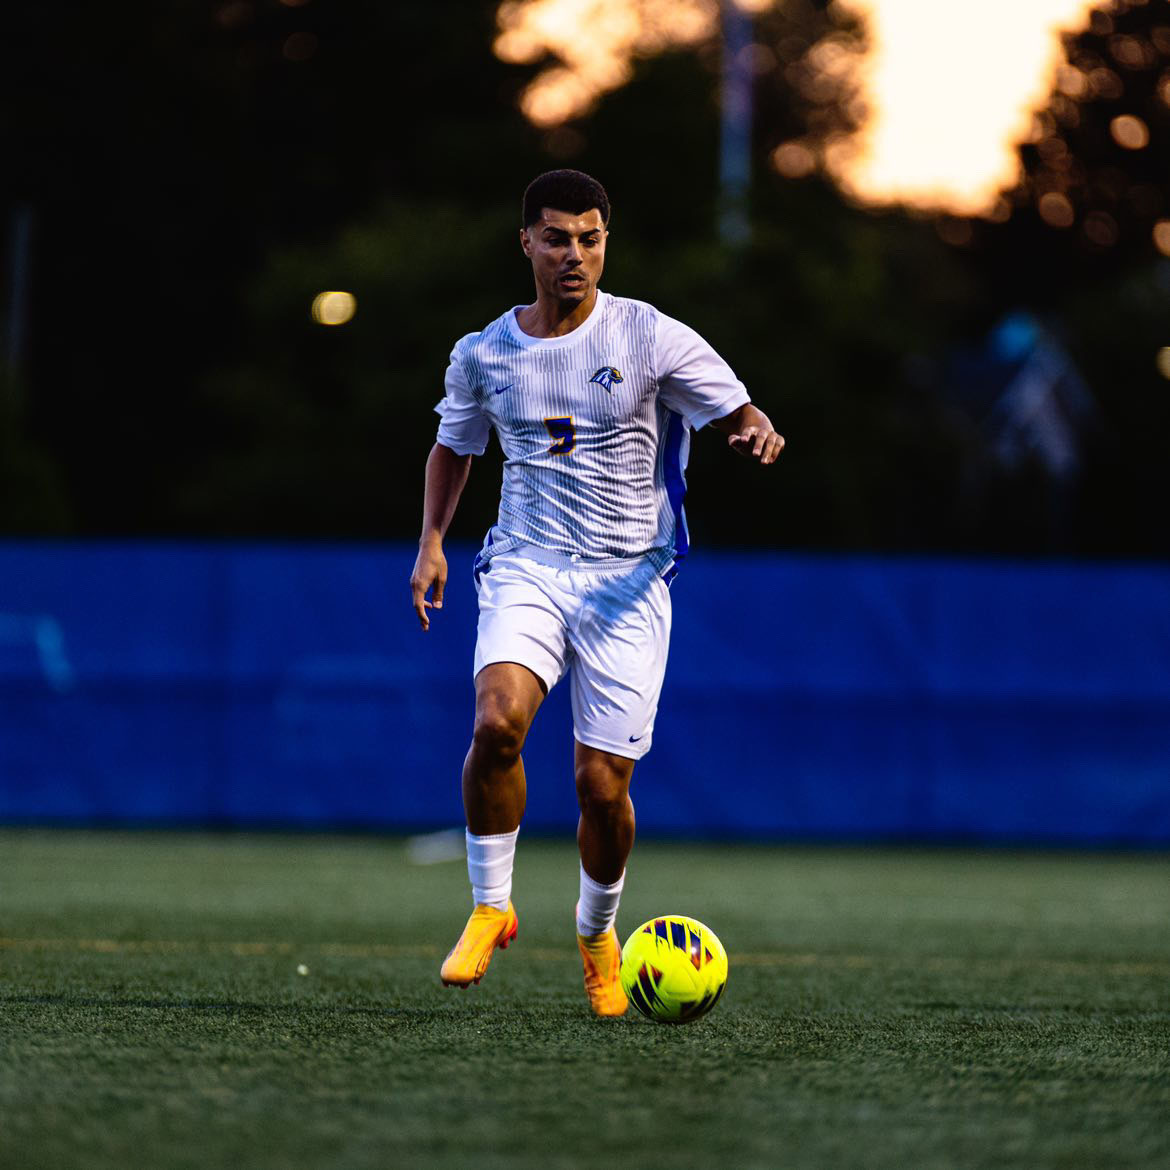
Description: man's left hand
727,425,785,465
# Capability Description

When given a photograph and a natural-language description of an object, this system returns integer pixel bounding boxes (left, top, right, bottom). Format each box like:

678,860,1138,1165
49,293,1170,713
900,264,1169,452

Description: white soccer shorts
473,547,672,760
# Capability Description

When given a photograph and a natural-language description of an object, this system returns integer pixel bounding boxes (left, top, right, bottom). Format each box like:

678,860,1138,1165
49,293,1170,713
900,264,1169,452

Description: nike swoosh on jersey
628,734,645,743
492,383,514,395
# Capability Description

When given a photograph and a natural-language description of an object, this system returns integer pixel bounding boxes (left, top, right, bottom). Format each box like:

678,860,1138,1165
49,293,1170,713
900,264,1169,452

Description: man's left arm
709,403,785,466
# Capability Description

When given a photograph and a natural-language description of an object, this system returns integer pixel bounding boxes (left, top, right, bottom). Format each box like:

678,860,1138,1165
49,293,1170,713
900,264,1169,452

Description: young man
410,169,783,1017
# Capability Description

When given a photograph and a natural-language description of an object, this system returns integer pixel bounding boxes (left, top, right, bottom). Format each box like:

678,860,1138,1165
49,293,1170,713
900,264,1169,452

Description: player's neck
515,289,599,339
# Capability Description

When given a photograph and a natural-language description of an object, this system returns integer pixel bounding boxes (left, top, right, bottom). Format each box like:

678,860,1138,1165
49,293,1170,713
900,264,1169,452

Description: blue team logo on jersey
589,366,624,393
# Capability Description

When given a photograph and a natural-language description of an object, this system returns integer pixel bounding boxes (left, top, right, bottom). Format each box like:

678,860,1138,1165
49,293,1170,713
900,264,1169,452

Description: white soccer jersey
434,290,750,578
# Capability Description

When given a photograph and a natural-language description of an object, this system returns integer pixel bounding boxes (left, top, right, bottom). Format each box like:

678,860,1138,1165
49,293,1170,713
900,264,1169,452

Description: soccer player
410,169,783,1016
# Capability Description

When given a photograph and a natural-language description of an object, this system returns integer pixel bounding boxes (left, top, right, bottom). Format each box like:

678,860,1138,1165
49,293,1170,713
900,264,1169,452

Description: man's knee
471,698,530,762
575,756,633,817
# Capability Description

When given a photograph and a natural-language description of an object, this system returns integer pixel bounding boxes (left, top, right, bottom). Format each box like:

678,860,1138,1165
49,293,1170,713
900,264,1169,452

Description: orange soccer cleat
440,901,519,988
577,927,628,1017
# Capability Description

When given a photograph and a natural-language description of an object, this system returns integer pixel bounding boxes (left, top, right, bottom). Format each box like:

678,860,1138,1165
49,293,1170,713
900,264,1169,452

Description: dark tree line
1,0,1166,557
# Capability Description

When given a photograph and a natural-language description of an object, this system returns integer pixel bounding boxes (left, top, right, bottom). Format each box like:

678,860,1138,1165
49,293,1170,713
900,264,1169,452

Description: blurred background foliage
3,0,1168,556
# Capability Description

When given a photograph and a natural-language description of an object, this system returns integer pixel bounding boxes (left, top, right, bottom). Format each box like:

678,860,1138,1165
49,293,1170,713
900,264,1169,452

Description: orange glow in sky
494,0,1100,215
829,0,1097,214
494,0,719,127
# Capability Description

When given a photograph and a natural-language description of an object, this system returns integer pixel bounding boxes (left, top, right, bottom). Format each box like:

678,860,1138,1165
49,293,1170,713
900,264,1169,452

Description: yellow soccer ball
620,915,728,1024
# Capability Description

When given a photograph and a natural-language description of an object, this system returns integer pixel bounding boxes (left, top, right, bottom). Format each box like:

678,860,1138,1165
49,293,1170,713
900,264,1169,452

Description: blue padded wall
1,542,1167,843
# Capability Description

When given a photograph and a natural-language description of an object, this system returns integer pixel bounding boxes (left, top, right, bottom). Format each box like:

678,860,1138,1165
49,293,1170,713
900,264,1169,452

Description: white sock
466,828,518,910
576,864,625,936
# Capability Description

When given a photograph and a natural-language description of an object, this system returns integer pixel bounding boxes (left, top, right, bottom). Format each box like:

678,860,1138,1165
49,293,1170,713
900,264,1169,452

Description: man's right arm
410,442,473,632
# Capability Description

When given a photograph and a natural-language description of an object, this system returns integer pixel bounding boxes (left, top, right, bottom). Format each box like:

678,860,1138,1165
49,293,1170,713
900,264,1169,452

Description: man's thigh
570,563,672,761
473,555,572,695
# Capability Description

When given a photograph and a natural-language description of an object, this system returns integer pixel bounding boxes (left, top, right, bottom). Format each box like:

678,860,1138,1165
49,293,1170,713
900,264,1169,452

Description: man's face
520,207,607,307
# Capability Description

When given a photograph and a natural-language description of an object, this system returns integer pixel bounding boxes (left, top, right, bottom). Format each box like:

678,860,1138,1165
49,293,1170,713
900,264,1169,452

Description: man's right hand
410,538,448,632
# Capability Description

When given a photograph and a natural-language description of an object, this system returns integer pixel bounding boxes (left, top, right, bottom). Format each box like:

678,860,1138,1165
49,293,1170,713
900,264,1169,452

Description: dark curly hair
522,169,611,228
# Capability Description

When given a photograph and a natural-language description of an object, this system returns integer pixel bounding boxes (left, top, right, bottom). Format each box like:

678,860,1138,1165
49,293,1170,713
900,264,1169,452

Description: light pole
718,0,753,247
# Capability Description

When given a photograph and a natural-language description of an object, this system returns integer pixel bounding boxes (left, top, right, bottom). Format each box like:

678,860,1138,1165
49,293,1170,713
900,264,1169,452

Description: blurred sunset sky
493,0,1100,214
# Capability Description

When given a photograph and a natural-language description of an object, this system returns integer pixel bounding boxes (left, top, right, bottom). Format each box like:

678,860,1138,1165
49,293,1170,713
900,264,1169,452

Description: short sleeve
435,338,491,456
655,312,750,431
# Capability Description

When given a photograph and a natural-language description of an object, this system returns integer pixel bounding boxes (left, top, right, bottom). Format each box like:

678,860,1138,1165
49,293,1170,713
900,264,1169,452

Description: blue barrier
1,542,1167,843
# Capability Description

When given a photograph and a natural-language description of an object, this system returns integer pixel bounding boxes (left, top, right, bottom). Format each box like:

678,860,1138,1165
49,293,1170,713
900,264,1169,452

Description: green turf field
2,831,1167,1169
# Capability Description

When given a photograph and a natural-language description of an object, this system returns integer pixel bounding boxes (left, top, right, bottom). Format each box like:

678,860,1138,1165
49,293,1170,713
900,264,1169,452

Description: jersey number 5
544,416,576,456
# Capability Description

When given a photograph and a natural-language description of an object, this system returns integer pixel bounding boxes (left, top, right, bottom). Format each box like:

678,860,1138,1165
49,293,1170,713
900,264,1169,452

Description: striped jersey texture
435,290,750,579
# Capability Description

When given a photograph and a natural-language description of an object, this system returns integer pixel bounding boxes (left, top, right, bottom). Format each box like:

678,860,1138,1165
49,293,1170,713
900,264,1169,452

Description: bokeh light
1156,347,1170,380
935,216,974,246
1083,210,1119,247
1038,191,1075,228
1153,220,1170,256
1055,64,1089,97
1110,114,1150,150
282,32,318,62
1089,66,1124,99
311,291,357,326
1110,33,1153,69
771,141,817,179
